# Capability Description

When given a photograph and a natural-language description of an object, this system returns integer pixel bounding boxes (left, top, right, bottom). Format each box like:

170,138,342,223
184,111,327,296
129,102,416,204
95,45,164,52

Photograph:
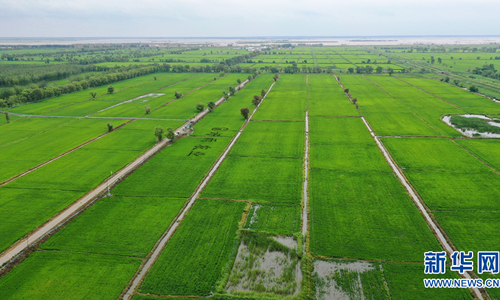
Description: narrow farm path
0,79,251,268
122,79,277,300
302,75,310,235
334,75,485,300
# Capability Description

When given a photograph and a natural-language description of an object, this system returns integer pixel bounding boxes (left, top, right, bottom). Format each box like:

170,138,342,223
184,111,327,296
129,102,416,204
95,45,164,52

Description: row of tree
0,65,164,108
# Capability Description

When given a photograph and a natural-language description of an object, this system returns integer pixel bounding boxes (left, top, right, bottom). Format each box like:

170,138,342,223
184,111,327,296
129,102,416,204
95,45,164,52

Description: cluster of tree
0,64,100,87
471,64,500,80
0,65,165,108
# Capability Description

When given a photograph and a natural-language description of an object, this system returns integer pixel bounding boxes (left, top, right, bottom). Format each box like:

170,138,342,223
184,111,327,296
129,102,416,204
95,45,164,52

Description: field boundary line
335,74,486,300
0,79,251,270
0,119,134,188
120,77,275,299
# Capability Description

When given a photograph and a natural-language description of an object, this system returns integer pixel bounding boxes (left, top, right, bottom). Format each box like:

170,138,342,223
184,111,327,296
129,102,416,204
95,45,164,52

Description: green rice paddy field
1,65,500,300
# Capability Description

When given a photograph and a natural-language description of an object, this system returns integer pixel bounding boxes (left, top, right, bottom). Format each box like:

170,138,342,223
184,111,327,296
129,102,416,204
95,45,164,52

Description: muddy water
227,238,301,295
314,260,375,300
443,114,500,138
272,236,297,249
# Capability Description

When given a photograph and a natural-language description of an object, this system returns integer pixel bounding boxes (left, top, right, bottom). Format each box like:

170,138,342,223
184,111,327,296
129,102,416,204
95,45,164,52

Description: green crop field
382,263,473,300
140,200,245,296
253,74,307,121
191,74,275,137
112,136,231,198
245,203,301,235
229,120,305,159
0,251,141,300
308,74,359,116
380,137,500,211
145,74,246,119
40,196,186,257
340,75,443,136
2,43,500,300
201,156,303,203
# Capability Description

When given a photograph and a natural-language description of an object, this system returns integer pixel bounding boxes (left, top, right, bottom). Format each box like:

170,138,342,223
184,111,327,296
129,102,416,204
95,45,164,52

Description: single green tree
344,88,350,94
261,89,267,97
196,102,205,112
89,91,97,98
241,107,250,120
175,92,182,99
166,127,175,140
207,101,216,111
273,74,279,81
107,86,115,94
107,122,113,132
219,72,225,77
376,66,383,74
154,76,157,80
237,79,242,84
252,95,261,106
229,86,236,96
469,85,479,93
145,106,151,114
5,112,10,123
154,126,164,142
388,68,394,76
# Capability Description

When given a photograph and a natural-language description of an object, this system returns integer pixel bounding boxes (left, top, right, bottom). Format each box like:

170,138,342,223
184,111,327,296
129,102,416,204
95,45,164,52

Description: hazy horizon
1,0,499,37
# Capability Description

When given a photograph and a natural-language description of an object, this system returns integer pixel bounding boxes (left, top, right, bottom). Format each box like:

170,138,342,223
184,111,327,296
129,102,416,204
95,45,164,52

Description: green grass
309,170,442,262
40,196,186,257
229,120,305,159
112,136,230,198
245,203,301,235
140,199,246,296
383,263,473,300
450,115,500,134
0,251,141,300
253,74,307,121
308,74,359,117
201,156,303,203
309,116,373,144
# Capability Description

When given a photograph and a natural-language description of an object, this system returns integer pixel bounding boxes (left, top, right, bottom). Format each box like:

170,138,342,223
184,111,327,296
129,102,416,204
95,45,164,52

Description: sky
1,0,499,37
